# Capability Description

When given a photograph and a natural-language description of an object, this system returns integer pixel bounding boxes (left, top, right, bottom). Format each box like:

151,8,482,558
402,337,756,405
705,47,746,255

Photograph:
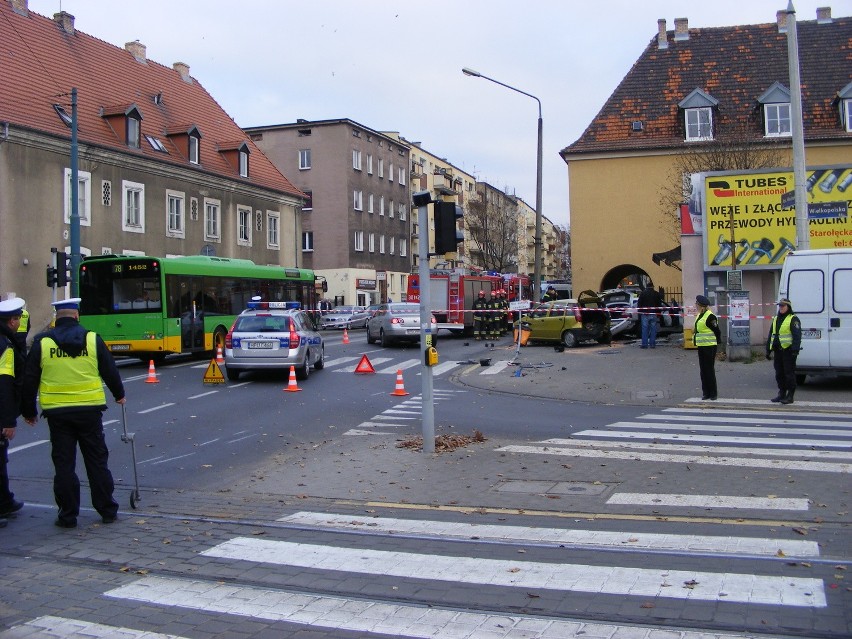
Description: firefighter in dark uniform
472,290,489,340
21,298,125,528
499,290,510,335
693,295,720,401
0,298,27,527
488,289,500,339
766,298,802,405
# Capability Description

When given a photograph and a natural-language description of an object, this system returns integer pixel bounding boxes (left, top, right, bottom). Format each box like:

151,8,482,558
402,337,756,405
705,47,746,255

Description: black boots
771,391,785,403
780,389,795,404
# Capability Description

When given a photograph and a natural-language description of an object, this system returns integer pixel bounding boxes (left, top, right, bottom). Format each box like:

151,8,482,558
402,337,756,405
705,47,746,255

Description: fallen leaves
397,430,487,452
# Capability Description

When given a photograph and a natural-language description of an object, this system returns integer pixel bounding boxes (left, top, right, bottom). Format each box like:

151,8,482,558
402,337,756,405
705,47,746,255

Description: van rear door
828,253,852,367
784,257,831,369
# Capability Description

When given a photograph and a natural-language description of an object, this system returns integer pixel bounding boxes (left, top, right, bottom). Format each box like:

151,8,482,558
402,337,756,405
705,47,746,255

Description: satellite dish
200,244,216,257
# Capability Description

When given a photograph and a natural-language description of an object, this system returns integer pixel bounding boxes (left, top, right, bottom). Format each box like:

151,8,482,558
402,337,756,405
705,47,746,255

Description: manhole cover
494,480,610,496
633,390,668,399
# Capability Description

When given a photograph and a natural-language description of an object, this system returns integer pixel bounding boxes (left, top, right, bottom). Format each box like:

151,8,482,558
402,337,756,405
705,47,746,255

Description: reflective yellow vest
770,314,795,349
0,340,14,378
694,310,718,347
38,332,105,410
17,309,29,334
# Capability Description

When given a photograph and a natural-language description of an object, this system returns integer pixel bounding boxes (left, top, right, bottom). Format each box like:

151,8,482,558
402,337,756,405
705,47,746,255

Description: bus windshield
80,258,162,315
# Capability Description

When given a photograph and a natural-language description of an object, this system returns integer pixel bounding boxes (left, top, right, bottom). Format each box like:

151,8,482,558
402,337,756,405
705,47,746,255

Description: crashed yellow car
518,290,612,347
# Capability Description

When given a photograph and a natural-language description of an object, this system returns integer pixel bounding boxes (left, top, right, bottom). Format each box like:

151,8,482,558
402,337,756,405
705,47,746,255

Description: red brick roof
0,4,303,198
562,16,852,156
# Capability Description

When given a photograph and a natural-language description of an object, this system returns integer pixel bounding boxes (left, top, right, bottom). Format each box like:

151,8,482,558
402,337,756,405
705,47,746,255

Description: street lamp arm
461,68,541,117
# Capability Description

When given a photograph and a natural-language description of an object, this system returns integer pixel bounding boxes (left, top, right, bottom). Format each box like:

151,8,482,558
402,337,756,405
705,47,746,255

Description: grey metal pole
415,194,435,453
70,87,80,296
786,1,809,249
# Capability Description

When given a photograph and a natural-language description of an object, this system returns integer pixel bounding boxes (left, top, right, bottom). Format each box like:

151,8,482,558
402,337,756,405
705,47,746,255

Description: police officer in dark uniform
766,298,802,404
693,295,720,401
21,298,125,528
0,297,27,527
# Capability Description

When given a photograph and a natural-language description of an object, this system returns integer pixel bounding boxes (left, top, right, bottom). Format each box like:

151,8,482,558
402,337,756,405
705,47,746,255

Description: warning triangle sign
353,354,375,374
203,358,226,384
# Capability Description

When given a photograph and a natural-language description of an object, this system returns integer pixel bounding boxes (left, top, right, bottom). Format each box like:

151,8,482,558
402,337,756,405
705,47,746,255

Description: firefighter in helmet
472,290,489,340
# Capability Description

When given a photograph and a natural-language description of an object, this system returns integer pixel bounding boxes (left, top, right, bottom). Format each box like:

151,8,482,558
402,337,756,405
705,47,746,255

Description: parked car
224,301,324,381
518,290,611,347
366,302,438,347
320,305,370,330
600,289,683,338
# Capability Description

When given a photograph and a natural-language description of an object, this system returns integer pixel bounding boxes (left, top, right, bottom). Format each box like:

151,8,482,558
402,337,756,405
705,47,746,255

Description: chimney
173,62,192,83
657,19,668,50
53,11,75,35
816,7,832,23
125,40,147,63
777,10,788,33
10,0,28,16
674,17,689,41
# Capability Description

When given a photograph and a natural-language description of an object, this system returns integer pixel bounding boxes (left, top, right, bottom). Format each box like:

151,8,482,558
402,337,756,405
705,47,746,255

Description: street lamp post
462,67,543,299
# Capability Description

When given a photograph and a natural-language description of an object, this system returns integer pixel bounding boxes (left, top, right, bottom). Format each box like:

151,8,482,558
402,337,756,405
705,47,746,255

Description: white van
778,248,852,382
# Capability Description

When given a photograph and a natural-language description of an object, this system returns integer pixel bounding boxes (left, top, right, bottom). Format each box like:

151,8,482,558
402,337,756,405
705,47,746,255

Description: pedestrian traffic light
433,201,464,254
55,251,69,286
46,265,58,287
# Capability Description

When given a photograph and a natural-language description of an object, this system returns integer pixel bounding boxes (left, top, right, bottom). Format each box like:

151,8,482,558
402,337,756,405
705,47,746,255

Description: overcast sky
28,0,846,228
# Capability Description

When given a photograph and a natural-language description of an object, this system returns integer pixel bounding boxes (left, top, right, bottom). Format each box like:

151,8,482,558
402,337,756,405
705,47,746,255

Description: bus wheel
213,327,227,352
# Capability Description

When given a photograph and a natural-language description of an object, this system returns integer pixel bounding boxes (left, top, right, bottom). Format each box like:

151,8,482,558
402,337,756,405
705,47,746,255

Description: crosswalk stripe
606,493,809,511
541,439,852,459
322,355,361,367
478,359,511,374
640,413,852,428
430,360,462,376
496,444,851,473
201,538,825,607
0,616,189,639
376,358,420,373
685,397,852,409
574,429,852,448
277,511,820,557
666,406,852,419
104,575,773,639
604,421,852,437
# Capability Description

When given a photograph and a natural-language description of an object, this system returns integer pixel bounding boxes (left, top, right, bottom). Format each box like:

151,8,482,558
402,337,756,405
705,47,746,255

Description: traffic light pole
414,191,435,453
69,87,81,297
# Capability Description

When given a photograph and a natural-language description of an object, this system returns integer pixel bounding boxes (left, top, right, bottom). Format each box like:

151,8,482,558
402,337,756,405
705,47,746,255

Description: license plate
801,329,821,339
406,329,418,335
248,341,275,349
110,344,130,351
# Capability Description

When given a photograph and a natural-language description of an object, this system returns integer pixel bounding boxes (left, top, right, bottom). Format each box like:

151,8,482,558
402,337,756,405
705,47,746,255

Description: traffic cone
390,369,409,396
283,365,302,392
145,359,159,384
216,346,225,365
342,329,350,344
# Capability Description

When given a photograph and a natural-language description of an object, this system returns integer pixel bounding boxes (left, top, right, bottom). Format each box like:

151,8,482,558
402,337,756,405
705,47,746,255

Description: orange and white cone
342,328,350,344
216,346,225,365
283,365,302,392
390,369,409,396
145,359,159,384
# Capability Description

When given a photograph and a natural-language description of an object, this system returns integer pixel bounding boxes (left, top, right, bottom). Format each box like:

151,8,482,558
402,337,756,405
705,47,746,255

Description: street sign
510,300,531,311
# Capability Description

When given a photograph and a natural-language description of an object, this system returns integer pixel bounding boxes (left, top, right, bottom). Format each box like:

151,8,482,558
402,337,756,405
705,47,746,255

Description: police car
224,300,324,381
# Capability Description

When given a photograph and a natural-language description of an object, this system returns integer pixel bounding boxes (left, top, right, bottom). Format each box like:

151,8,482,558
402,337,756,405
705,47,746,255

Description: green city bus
78,254,323,362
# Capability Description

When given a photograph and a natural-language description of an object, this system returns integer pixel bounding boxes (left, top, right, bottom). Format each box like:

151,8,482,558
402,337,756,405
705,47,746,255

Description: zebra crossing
1,505,832,638
497,406,852,474
323,354,513,376
344,388,464,436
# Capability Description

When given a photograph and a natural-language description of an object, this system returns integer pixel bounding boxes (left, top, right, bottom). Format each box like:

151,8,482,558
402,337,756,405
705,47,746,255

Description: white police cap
52,297,82,311
0,297,25,318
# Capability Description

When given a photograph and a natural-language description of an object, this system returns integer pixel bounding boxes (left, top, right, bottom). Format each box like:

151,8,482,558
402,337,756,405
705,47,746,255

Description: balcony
410,162,423,178
432,173,457,195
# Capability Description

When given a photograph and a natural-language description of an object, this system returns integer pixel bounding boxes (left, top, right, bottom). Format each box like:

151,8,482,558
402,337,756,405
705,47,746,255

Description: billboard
698,166,852,270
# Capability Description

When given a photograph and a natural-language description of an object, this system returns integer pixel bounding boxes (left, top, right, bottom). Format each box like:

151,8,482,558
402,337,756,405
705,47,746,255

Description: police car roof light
246,300,301,311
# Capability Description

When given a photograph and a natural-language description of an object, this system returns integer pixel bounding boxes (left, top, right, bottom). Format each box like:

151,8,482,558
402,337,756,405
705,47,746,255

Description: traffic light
433,201,464,254
56,251,69,286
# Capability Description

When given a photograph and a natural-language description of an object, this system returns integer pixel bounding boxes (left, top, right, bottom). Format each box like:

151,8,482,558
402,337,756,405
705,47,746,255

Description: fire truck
406,270,531,335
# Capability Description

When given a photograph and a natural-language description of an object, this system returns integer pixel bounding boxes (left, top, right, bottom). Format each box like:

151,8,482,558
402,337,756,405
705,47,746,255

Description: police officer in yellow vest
0,297,27,527
693,295,720,401
765,298,802,405
21,298,125,529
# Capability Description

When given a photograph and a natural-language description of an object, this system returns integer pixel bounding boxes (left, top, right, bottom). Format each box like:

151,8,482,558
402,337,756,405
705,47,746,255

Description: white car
320,305,370,330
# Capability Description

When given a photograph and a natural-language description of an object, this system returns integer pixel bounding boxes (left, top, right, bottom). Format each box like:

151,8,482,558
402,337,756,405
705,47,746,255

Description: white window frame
389,236,395,255
302,231,314,252
844,99,852,133
379,235,386,254
267,211,280,249
353,190,363,211
378,158,384,178
764,103,792,137
127,116,141,149
685,107,713,141
204,198,221,241
399,203,407,221
352,149,362,171
398,165,406,185
367,154,373,174
368,193,374,213
302,191,312,211
299,148,311,169
369,232,375,253
189,135,200,164
237,206,253,246
400,238,408,257
239,150,249,177
354,230,364,252
121,180,144,233
166,190,185,238
64,168,92,226
389,200,395,219
389,162,394,181
380,196,385,217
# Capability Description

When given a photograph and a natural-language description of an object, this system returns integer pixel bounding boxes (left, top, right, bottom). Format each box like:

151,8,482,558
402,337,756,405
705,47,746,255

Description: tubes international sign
696,166,852,270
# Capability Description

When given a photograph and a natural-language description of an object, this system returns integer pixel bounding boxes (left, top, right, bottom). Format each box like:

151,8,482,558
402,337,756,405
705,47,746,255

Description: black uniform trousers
0,438,16,511
47,408,118,523
773,348,798,393
697,345,718,399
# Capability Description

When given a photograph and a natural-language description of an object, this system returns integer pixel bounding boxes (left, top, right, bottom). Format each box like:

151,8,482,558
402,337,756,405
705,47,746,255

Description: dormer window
166,125,203,165
101,103,143,148
218,140,249,177
189,135,200,164
126,115,141,148
838,82,852,133
678,88,718,141
758,82,792,137
239,150,248,177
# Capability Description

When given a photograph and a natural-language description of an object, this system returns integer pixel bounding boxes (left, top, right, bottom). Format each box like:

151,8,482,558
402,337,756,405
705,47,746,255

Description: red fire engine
406,270,531,335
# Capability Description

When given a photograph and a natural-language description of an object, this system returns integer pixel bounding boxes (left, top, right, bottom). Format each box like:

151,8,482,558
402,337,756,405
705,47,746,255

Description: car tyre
225,367,240,381
597,330,612,345
296,353,311,381
795,373,806,385
380,329,393,347
561,330,578,348
314,346,325,370
366,326,376,344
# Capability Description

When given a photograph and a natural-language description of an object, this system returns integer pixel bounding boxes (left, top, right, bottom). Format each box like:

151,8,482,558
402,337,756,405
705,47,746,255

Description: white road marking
105,575,772,639
430,360,462,376
639,413,852,428
480,360,512,375
1,615,188,639
606,493,809,511
322,356,362,367
137,403,175,414
277,511,819,557
344,429,396,436
376,358,420,373
685,397,852,409
187,391,218,399
496,445,851,473
604,421,851,437
541,438,852,459
666,406,850,419
8,440,49,454
150,453,195,465
574,429,852,449
202,538,826,607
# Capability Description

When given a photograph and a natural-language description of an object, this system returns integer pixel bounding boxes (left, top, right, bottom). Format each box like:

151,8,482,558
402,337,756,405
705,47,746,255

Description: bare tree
553,224,571,280
466,195,519,273
658,126,789,241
